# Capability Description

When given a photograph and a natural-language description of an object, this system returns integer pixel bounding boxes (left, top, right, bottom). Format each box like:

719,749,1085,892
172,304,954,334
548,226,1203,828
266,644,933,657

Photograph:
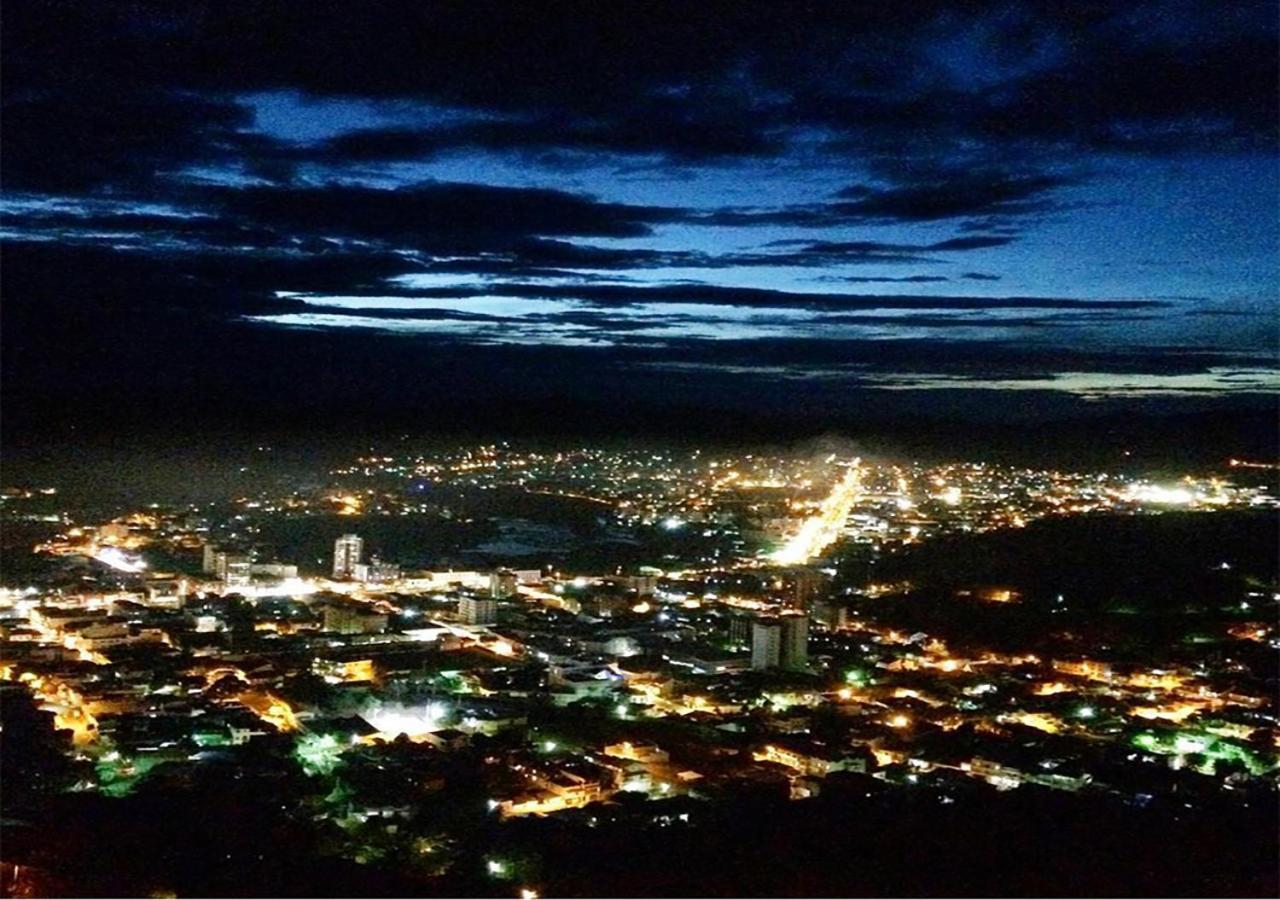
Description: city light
769,462,862,565
92,546,147,573
2,439,1275,894
5,2,1279,892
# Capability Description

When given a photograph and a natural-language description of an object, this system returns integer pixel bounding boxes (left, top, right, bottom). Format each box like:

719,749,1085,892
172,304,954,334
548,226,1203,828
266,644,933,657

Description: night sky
3,1,1277,447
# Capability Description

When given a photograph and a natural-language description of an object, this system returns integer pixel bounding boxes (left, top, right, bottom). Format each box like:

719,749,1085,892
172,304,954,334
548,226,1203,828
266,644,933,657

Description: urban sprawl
2,445,1277,890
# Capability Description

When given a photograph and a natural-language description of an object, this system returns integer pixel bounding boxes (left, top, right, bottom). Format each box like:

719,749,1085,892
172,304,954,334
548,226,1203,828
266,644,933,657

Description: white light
93,547,147,573
363,702,445,737
1123,484,1195,505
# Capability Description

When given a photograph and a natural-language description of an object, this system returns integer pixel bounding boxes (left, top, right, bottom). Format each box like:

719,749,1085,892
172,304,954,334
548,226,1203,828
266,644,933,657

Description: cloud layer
2,1,1276,437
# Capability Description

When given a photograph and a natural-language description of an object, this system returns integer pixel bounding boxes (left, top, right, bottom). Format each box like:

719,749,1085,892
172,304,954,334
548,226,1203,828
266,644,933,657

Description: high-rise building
459,595,499,625
788,568,830,611
217,553,252,587
779,613,809,671
751,620,781,670
332,534,363,579
202,543,220,574
728,613,754,650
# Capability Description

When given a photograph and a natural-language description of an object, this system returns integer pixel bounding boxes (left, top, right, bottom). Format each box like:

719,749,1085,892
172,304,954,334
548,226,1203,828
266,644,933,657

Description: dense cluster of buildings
1,443,1275,885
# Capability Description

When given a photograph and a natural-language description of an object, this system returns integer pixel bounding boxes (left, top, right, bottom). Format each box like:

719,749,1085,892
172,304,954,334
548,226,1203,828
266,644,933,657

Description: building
459,595,499,625
604,740,670,764
323,602,388,635
216,553,252,587
510,569,543,586
352,557,399,584
202,543,220,574
780,613,809,671
727,613,754,650
250,562,298,579
332,534,363,579
787,568,830,610
489,569,519,599
749,615,807,671
144,576,189,608
620,574,658,596
751,620,781,670
754,739,867,777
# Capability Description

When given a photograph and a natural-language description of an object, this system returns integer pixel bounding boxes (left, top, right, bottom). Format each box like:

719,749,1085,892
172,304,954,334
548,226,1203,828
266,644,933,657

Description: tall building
788,568,830,611
750,614,809,671
727,613,754,650
751,620,781,670
332,534,363,579
202,543,220,574
779,613,809,671
459,595,499,625
215,551,252,586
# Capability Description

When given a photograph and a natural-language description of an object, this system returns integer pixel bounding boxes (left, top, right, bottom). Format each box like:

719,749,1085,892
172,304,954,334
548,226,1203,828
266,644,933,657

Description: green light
1130,730,1274,776
294,733,346,776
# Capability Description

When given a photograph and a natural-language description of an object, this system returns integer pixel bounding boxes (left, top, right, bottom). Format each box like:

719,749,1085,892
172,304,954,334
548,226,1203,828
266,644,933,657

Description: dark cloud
973,21,1278,154
5,1,1272,191
693,172,1067,227
302,279,1164,313
1,89,252,191
831,173,1069,222
199,182,678,245
733,234,1016,266
312,111,783,163
832,275,951,284
2,192,1020,276
929,236,1017,251
1,1,1274,442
